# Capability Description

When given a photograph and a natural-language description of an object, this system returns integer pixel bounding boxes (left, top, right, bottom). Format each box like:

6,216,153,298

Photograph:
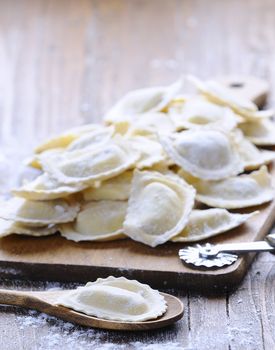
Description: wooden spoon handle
0,289,40,308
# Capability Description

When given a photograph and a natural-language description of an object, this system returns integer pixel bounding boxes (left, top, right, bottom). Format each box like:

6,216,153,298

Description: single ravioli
59,200,127,242
56,276,167,322
83,171,133,201
0,197,79,226
0,218,58,238
66,126,115,151
127,135,166,169
41,138,139,185
123,170,195,247
104,80,182,124
188,76,274,121
160,130,243,180
172,209,258,242
34,124,103,153
169,97,240,131
194,166,274,209
13,173,87,201
239,119,275,146
233,130,275,170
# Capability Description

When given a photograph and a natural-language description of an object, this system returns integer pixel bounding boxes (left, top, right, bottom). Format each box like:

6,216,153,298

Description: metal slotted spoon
179,233,275,268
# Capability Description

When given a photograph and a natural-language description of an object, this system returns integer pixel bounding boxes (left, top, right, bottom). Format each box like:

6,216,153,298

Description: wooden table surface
0,0,275,349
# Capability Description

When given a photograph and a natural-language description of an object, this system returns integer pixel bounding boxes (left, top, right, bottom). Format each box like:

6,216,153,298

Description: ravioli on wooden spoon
56,276,167,322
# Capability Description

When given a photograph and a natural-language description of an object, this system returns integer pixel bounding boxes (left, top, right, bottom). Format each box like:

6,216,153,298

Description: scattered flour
15,310,184,350
227,326,255,347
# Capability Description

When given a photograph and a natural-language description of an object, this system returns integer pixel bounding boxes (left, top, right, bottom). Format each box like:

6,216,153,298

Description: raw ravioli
194,166,274,209
41,138,139,185
172,209,258,242
34,124,103,153
123,170,195,247
239,119,275,146
59,201,127,242
189,76,273,120
127,136,166,169
233,130,275,170
0,197,79,226
169,97,239,131
0,218,58,237
160,130,243,180
13,173,87,201
56,276,167,322
67,126,114,151
104,80,182,124
27,148,63,170
126,112,175,136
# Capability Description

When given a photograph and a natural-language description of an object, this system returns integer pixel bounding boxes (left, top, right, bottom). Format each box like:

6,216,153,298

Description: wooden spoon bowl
0,289,184,331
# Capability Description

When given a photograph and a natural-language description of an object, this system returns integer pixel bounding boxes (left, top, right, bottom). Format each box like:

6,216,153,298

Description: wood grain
0,0,275,349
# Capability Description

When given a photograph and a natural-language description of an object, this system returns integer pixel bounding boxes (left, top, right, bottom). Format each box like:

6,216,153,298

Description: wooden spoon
0,289,184,331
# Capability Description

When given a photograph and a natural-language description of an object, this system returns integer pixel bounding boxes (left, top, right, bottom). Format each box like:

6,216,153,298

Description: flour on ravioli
104,80,182,124
172,209,258,242
56,276,167,322
194,166,274,209
160,130,243,180
123,170,195,247
41,138,139,185
59,200,127,242
169,97,239,131
0,197,79,226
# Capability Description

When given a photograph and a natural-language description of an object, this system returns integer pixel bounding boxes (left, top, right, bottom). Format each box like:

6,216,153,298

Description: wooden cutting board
0,192,274,293
0,77,274,293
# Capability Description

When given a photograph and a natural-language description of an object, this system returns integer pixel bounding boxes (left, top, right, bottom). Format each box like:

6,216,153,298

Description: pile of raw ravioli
0,76,274,247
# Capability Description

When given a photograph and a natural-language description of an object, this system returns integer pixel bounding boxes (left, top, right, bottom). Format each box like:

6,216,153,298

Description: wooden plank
249,254,275,349
188,294,229,349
